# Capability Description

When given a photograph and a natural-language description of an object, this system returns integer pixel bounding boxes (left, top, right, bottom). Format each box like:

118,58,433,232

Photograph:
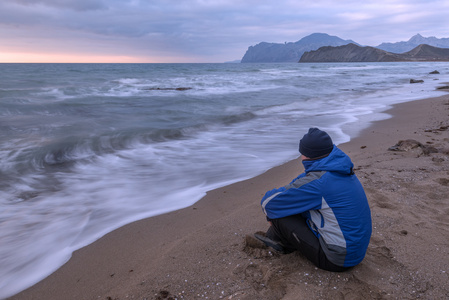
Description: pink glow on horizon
0,52,194,63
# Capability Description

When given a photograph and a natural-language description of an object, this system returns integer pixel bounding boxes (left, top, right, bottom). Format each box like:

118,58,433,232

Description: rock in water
410,79,424,83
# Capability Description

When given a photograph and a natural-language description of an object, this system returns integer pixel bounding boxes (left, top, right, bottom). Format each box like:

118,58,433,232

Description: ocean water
0,62,447,298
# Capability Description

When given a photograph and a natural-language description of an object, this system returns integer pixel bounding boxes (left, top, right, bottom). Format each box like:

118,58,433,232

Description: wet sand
10,94,449,300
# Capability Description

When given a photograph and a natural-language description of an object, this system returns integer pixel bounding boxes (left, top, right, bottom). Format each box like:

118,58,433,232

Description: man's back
262,146,372,267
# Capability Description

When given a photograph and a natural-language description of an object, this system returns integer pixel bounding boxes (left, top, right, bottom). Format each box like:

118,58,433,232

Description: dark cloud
0,0,448,62
10,0,108,11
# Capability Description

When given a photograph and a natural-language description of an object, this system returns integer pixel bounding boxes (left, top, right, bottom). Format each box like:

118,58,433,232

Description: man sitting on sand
257,128,372,272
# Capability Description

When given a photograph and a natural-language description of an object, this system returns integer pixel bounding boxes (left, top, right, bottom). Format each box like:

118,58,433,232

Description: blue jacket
261,146,372,267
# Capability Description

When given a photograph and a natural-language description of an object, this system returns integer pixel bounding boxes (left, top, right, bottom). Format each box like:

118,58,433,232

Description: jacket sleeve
261,172,324,219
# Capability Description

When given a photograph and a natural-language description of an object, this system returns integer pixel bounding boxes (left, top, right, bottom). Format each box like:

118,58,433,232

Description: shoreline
10,93,449,300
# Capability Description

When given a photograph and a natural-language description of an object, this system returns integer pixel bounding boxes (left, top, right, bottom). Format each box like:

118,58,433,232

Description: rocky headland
299,43,449,62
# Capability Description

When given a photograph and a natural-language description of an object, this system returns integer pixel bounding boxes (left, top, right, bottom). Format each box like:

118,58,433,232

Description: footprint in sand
365,188,397,210
436,178,449,186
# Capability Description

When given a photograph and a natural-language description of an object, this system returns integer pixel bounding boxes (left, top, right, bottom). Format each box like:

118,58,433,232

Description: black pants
268,213,350,272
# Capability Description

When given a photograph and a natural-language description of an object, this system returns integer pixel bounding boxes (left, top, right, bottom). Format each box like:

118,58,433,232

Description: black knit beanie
299,128,334,159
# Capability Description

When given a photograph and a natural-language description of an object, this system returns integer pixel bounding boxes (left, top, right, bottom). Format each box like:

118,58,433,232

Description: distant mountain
300,44,402,62
376,34,449,53
241,33,357,63
299,43,449,62
403,44,449,60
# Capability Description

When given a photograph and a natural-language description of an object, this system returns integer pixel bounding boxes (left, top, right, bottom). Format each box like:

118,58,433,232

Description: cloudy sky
0,0,447,63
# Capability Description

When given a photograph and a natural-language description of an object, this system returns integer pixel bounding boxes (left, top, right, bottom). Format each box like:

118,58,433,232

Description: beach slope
10,94,449,300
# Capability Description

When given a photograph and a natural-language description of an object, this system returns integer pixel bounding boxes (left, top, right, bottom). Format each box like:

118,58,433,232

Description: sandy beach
10,93,449,300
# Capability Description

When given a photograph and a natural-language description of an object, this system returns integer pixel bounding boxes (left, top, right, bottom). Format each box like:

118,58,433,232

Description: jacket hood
302,146,354,175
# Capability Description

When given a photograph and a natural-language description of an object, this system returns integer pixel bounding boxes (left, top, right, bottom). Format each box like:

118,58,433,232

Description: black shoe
254,233,286,253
